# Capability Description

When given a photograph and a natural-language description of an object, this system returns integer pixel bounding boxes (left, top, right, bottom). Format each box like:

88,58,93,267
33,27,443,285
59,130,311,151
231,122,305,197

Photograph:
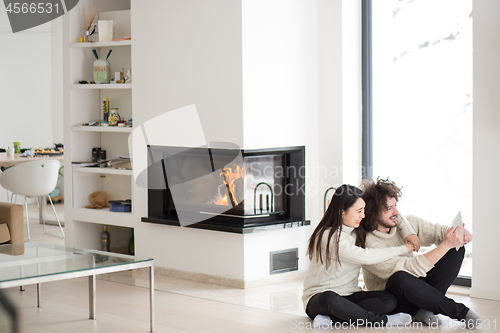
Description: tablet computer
451,211,464,251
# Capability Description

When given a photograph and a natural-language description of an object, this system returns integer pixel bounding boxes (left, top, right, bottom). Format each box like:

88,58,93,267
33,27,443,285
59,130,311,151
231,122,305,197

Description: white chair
0,160,64,240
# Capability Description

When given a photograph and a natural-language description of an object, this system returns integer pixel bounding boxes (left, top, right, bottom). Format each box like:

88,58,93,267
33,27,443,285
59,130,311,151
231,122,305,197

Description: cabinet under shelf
72,208,135,228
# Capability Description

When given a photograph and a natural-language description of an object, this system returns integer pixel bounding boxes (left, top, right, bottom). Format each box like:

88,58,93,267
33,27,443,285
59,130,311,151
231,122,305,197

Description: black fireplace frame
141,145,310,234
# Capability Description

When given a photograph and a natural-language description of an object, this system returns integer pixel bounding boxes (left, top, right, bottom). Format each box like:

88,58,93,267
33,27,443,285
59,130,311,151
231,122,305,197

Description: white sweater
362,215,449,291
302,225,409,310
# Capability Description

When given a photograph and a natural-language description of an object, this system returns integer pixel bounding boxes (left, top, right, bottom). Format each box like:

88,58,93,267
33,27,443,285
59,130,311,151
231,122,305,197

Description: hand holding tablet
451,211,465,251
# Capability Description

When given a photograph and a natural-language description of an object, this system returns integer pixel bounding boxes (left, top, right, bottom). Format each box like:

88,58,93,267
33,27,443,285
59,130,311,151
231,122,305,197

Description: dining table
0,152,64,168
0,152,65,226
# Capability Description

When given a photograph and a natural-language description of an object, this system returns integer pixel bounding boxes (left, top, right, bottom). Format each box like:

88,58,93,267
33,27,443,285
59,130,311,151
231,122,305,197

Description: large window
367,0,472,279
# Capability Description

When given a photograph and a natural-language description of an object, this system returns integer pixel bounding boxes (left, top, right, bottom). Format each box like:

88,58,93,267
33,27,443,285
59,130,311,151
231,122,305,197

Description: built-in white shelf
71,83,132,90
72,125,133,133
66,4,134,252
73,167,133,176
72,208,135,228
70,40,131,48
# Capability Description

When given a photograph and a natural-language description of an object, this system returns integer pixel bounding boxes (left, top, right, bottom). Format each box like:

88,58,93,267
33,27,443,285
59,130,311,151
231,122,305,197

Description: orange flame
218,165,243,206
217,194,228,206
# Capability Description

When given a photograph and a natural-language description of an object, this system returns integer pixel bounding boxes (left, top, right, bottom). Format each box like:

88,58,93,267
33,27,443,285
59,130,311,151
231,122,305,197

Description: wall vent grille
270,248,298,274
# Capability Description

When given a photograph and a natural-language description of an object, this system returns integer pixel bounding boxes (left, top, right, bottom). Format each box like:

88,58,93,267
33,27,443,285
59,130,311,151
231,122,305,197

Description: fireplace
141,145,309,233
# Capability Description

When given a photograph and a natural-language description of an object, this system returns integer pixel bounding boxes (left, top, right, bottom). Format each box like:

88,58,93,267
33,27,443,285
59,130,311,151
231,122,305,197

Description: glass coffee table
0,242,154,332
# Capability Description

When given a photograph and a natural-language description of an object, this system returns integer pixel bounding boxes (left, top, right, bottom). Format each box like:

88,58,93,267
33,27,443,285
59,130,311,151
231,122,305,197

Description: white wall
51,18,64,145
470,0,500,301
131,0,246,278
241,0,318,278
242,0,317,150
131,0,360,282
341,0,362,187
0,12,63,149
132,0,244,147
318,0,344,199
244,227,308,280
317,0,362,193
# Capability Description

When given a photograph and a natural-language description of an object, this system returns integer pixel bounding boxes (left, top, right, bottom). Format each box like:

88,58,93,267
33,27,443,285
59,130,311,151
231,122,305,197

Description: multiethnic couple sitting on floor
302,178,480,329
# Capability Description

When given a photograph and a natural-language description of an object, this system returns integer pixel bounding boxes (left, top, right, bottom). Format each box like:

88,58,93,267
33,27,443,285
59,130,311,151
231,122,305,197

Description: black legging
305,290,396,324
385,246,469,320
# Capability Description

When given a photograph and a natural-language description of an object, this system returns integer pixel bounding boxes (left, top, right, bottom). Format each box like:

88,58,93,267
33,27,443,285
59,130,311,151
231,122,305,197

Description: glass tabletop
0,242,152,283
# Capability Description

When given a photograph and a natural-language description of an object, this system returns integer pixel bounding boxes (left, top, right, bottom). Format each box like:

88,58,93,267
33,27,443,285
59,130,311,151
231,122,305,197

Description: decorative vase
93,59,110,83
109,108,120,126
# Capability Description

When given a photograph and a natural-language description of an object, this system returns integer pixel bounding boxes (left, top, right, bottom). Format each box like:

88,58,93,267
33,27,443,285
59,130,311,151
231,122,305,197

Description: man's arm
422,226,464,264
363,255,434,289
405,215,449,247
364,232,433,278
363,233,433,290
363,226,465,291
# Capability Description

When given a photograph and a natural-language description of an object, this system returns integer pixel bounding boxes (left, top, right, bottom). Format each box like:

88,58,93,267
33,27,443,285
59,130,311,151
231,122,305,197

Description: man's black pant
385,246,469,320
306,290,395,324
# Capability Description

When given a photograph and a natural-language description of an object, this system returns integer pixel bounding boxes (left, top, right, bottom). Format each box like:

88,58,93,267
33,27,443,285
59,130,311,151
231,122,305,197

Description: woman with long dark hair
302,185,413,328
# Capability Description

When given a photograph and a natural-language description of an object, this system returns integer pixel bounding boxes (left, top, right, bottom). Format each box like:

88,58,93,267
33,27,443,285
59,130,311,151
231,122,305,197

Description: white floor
25,202,65,244
10,203,500,332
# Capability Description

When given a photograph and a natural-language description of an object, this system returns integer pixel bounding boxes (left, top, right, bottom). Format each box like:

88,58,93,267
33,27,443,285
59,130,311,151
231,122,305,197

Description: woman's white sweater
302,225,409,310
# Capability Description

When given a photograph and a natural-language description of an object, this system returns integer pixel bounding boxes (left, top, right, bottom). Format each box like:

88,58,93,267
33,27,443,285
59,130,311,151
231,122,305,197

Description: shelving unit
64,2,134,254
71,83,132,89
72,125,133,133
70,40,131,48
73,167,133,175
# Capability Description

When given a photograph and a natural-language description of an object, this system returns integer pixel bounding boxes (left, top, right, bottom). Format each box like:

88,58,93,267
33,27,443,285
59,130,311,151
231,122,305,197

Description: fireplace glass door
159,147,285,218
146,145,304,228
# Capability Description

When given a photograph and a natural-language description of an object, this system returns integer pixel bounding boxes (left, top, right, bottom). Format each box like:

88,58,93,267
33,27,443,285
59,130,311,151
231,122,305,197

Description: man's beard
379,216,398,229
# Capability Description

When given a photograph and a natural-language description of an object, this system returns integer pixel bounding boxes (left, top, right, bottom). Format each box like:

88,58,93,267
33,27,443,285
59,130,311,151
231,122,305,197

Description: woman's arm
363,254,433,283
396,215,421,251
396,214,416,239
335,234,413,265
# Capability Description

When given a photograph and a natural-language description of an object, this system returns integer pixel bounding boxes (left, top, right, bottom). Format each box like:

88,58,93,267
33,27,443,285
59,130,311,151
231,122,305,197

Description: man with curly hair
360,178,481,328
